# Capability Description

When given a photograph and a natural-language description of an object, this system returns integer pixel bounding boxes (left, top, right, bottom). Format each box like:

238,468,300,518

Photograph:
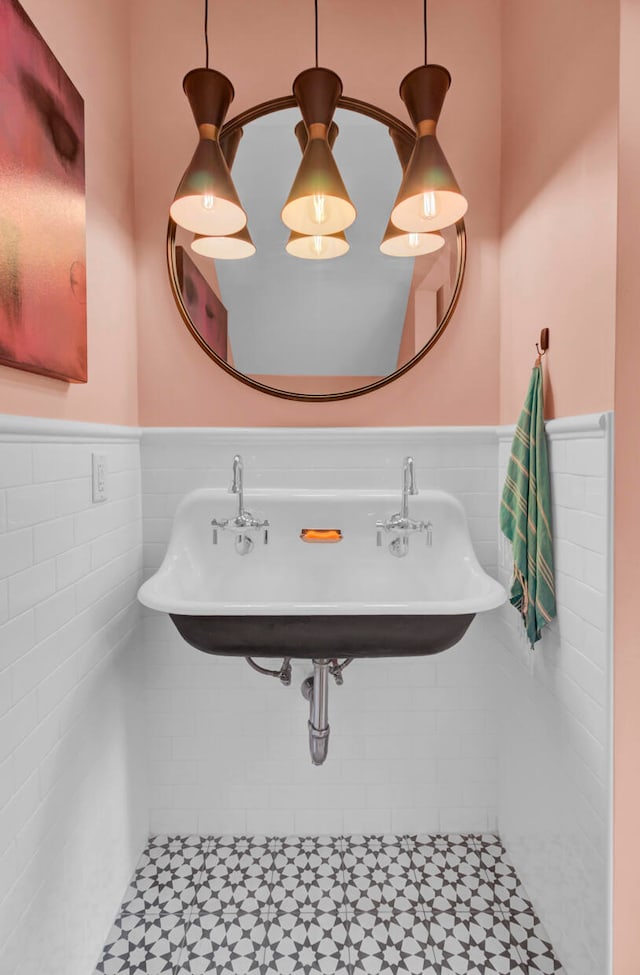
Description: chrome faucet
231,454,244,517
401,456,417,520
376,456,432,557
211,454,269,554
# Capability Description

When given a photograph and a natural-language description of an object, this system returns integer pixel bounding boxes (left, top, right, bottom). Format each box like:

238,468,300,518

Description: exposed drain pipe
301,659,331,766
245,654,352,765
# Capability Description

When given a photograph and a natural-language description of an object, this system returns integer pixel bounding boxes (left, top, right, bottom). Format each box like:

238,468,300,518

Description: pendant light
170,0,247,236
191,128,257,259
388,0,468,234
380,129,445,257
281,0,356,236
286,121,350,260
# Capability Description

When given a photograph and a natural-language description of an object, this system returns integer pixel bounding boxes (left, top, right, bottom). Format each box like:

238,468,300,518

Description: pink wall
131,0,502,427
499,0,618,423
0,0,138,425
1,2,620,429
614,3,640,970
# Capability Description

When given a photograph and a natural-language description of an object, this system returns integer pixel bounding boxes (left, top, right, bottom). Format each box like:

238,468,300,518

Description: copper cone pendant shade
380,127,445,257
281,68,356,236
192,223,256,259
191,127,256,259
390,65,467,233
286,230,349,260
170,68,247,236
380,223,445,258
286,120,349,260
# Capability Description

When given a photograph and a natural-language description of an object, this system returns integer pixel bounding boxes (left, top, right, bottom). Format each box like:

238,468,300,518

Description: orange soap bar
300,529,343,543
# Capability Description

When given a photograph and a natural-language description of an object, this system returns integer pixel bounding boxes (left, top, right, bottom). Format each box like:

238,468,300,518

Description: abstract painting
176,246,228,362
0,0,87,382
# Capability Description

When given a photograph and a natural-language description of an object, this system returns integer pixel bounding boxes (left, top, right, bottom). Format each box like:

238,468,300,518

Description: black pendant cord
424,0,428,64
204,0,210,68
315,0,319,67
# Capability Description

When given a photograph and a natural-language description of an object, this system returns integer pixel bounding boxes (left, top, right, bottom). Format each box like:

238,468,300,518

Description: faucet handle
211,516,228,544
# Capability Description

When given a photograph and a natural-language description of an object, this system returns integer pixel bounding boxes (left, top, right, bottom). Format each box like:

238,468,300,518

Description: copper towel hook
536,327,550,358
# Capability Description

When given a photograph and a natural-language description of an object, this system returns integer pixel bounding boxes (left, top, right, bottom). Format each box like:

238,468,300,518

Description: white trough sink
138,487,505,659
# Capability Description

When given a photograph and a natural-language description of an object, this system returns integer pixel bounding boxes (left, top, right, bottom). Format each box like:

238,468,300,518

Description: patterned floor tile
270,835,346,852
195,836,273,914
95,912,186,975
428,911,529,974
464,834,503,853
210,835,271,858
264,911,350,974
408,835,475,854
346,834,407,853
476,845,510,875
412,844,494,914
140,837,207,868
348,911,437,974
146,835,207,852
121,849,202,915
515,913,565,974
480,856,535,914
271,836,345,914
343,835,420,913
96,834,564,975
412,839,482,871
175,912,268,974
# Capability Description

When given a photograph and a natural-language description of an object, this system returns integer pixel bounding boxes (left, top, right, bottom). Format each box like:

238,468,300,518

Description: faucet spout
231,454,244,516
401,456,417,518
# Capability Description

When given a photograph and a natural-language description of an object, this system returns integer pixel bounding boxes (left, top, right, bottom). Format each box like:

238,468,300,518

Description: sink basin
138,488,506,659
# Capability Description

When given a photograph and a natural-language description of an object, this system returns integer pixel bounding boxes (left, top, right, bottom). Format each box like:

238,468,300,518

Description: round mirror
167,95,466,401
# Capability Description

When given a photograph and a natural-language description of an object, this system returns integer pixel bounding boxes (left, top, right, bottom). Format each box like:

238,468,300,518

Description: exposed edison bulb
311,235,325,257
202,193,215,211
312,193,327,225
408,233,421,249
421,191,437,220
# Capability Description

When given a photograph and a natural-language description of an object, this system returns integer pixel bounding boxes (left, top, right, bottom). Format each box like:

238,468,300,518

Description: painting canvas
176,246,228,362
0,0,87,382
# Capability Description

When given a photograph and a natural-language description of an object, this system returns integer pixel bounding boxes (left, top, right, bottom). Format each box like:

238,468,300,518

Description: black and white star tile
176,912,270,975
120,846,204,916
195,835,274,915
94,832,565,974
264,910,351,974
270,835,346,915
411,840,495,915
343,835,420,914
347,911,435,975
428,909,532,974
95,912,186,975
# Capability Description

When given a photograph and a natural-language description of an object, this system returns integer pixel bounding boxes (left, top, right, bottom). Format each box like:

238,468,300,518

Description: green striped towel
500,361,556,646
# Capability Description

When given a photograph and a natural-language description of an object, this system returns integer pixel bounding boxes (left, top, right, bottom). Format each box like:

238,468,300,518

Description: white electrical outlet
92,453,108,503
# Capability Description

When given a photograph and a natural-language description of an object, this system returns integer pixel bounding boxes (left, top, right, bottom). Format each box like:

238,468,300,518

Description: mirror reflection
170,104,465,399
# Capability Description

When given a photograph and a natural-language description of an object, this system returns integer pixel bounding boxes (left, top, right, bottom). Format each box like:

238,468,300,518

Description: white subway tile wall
0,417,612,975
0,427,147,975
496,416,613,975
139,428,502,838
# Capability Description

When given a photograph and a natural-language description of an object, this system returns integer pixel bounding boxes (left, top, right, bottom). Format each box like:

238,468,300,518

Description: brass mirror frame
167,94,467,402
